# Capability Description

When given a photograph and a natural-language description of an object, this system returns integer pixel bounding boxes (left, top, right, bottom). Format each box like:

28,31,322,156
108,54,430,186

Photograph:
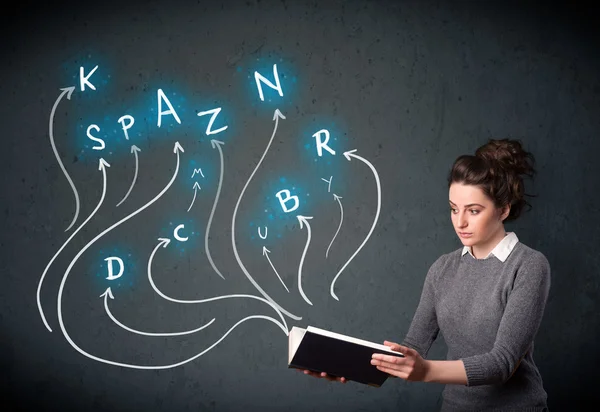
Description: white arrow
296,215,314,305
116,145,141,207
204,139,226,279
101,287,216,336
148,238,287,333
56,142,193,368
49,86,79,231
326,194,344,259
263,247,289,293
330,150,382,301
231,109,301,320
37,157,110,332
186,181,201,212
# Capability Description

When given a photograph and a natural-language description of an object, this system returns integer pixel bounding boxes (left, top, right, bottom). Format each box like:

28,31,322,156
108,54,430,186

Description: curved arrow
330,150,381,301
148,238,287,333
101,287,216,336
326,194,344,259
186,182,201,212
262,247,289,293
49,86,79,231
296,215,314,305
231,110,301,320
116,145,141,207
37,158,110,332
56,142,194,368
204,139,226,280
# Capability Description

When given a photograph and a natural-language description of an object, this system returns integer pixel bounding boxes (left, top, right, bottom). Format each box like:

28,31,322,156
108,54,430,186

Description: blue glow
59,50,111,102
247,175,317,243
197,107,228,135
156,216,203,258
296,116,350,197
181,154,218,193
72,101,151,163
235,55,298,112
157,88,182,127
148,85,190,134
63,56,241,164
91,244,138,293
188,92,235,146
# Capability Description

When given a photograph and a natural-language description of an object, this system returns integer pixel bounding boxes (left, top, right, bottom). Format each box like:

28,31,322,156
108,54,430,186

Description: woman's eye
449,208,479,214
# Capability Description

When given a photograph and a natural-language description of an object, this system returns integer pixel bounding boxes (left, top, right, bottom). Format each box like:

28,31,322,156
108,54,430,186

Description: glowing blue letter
313,129,336,157
174,224,188,242
157,89,182,128
321,176,333,192
87,124,105,151
197,107,228,135
254,64,283,102
258,227,268,239
276,189,299,213
80,65,98,91
104,257,124,280
118,115,135,140
191,168,204,179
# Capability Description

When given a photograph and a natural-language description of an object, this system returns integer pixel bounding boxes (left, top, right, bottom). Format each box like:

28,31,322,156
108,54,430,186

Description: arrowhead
262,246,271,256
296,215,314,229
193,181,201,190
99,287,114,300
158,237,171,248
130,145,141,153
61,86,76,100
173,141,184,154
343,149,357,161
333,194,342,201
98,158,110,170
273,109,286,121
210,139,225,149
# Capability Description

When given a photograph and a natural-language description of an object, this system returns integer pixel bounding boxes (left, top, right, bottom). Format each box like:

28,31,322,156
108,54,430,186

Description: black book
288,326,404,387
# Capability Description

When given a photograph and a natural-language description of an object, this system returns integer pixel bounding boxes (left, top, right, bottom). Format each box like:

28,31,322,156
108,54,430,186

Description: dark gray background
2,0,599,410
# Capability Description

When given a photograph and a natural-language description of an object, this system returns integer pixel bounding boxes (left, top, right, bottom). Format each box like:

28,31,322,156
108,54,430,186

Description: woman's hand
371,341,430,382
299,369,347,383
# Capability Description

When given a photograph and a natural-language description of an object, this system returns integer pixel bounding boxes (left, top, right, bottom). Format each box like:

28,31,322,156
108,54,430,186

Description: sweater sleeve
401,255,444,359
460,252,551,386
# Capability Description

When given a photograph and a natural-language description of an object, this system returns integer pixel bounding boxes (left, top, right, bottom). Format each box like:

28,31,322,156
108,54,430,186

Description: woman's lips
459,232,473,238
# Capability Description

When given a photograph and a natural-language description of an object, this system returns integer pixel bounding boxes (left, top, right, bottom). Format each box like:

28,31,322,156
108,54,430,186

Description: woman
305,138,551,411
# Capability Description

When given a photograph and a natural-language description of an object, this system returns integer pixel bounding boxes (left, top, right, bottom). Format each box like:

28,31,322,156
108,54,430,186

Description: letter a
157,89,182,127
254,64,284,101
105,257,124,280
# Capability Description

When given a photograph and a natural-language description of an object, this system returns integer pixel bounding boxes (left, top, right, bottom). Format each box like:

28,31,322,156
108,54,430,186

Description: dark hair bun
475,138,536,179
447,138,537,222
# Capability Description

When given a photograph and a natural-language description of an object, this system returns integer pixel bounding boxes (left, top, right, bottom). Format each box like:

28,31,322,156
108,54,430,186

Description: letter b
276,189,299,213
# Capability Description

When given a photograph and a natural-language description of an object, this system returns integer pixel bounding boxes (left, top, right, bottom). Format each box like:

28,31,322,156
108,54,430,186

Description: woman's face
448,183,508,249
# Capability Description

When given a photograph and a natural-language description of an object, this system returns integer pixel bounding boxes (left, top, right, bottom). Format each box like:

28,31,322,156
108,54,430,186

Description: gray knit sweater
401,237,551,411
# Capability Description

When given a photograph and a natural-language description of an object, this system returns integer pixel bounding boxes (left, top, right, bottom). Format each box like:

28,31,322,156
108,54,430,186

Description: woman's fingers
301,369,346,383
374,363,406,379
383,340,409,353
372,353,405,365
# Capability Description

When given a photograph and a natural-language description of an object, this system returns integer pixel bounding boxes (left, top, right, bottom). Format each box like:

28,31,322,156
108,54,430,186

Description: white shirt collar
461,232,519,262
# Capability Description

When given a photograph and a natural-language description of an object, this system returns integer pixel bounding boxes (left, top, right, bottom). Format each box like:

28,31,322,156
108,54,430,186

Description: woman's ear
500,204,511,222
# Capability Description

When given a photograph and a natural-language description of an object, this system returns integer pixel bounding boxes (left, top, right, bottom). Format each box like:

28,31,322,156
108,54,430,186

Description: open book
288,325,404,387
